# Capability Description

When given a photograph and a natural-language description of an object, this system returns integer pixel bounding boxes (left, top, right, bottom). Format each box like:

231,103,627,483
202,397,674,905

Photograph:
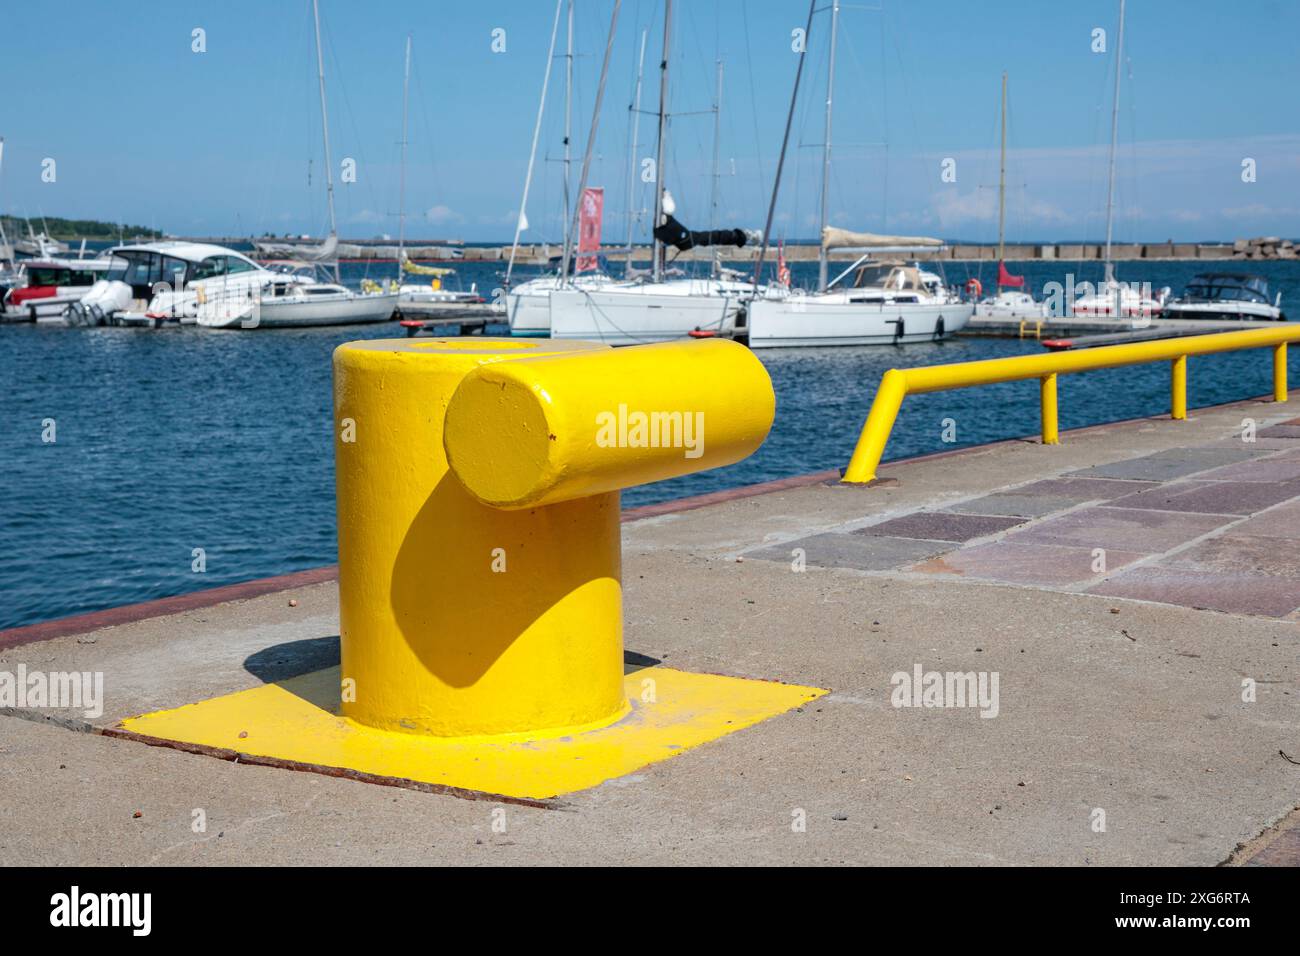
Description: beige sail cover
822,226,943,249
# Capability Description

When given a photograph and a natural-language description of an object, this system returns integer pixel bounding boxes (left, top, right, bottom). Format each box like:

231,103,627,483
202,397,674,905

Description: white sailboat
1069,0,1166,323
975,72,1047,320
745,0,972,348
388,34,483,311
244,0,395,328
504,0,618,336
547,0,765,345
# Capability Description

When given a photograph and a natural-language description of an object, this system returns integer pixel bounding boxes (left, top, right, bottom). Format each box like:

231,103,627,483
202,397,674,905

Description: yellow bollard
444,339,774,509
1040,372,1059,444
1275,343,1288,403
1171,354,1187,420
120,334,820,801
334,337,774,740
335,338,627,739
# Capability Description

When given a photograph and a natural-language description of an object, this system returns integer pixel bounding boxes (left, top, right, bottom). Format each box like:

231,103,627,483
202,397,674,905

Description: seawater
1,257,1296,628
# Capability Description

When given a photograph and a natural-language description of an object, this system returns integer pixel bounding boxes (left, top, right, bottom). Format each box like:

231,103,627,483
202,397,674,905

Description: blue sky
1,0,1296,243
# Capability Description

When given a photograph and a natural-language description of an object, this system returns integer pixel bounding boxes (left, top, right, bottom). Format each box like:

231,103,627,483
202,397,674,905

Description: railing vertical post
1040,373,1059,444
842,369,908,484
1274,343,1288,402
1171,354,1187,420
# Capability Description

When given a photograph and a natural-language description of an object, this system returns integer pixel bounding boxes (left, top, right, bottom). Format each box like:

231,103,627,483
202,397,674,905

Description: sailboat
504,0,619,336
545,0,767,345
746,0,972,348
392,35,482,311
236,0,395,327
1069,0,1166,323
974,73,1047,320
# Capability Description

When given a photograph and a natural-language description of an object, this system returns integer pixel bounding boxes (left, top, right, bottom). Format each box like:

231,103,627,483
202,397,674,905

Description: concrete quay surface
1,394,1297,866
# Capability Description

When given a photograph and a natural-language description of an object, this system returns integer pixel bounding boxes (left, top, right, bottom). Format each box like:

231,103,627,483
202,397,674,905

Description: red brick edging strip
0,566,339,651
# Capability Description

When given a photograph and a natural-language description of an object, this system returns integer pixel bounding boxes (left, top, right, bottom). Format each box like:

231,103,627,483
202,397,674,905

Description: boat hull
548,286,742,345
748,299,973,348
1161,303,1285,322
200,293,397,329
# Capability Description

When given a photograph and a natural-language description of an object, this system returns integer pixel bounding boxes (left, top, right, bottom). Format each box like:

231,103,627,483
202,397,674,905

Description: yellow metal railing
843,325,1299,484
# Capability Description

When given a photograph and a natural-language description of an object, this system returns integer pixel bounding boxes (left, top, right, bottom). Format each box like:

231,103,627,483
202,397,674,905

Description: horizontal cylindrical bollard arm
444,338,775,509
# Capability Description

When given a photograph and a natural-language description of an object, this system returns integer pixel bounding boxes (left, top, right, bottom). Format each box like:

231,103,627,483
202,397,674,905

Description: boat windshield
1182,274,1270,304
848,263,925,292
106,251,194,293
265,261,329,281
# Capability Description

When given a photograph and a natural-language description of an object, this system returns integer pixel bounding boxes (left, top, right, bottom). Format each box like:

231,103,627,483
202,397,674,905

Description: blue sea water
1,257,1297,629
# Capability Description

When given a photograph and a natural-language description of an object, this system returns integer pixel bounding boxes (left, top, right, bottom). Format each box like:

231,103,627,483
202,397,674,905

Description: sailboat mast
708,59,723,279
0,138,8,256
625,29,648,273
559,0,622,282
817,0,839,293
1103,0,1126,284
505,0,564,290
752,0,817,293
311,0,340,282
651,0,672,283
563,0,574,253
996,70,1006,289
398,34,411,279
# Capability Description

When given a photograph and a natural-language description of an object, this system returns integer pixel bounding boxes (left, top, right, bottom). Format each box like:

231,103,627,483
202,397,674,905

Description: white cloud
425,205,463,225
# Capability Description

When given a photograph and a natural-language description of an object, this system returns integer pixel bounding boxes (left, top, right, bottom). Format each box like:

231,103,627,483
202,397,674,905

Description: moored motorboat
2,256,111,321
1161,273,1284,322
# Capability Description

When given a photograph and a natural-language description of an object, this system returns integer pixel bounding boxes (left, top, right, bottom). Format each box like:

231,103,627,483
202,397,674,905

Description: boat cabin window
192,257,226,281
161,256,189,289
223,256,259,275
24,266,94,286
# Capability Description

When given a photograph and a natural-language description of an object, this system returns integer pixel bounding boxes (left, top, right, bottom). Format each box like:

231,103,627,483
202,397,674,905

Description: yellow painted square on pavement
120,666,826,800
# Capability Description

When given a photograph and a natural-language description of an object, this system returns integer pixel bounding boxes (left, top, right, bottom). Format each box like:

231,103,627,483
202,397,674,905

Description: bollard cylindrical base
333,338,628,739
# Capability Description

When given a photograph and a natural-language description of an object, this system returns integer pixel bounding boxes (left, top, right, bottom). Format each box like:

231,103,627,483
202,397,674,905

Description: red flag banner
576,187,604,272
997,260,1025,288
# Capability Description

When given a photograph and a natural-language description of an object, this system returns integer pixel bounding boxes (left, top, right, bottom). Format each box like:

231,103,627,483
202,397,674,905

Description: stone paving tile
1146,446,1269,462
910,541,1146,588
1162,533,1300,578
1006,506,1230,553
746,532,951,572
1066,455,1229,482
1243,823,1300,867
941,493,1080,518
1199,437,1300,450
1103,481,1215,511
1088,567,1300,618
1108,479,1300,516
1228,502,1300,540
1013,477,1155,499
1193,456,1300,482
1257,425,1300,439
854,512,1025,543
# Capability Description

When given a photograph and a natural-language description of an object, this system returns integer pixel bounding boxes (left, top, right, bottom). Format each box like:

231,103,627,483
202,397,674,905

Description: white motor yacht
1161,273,1285,322
66,242,281,327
